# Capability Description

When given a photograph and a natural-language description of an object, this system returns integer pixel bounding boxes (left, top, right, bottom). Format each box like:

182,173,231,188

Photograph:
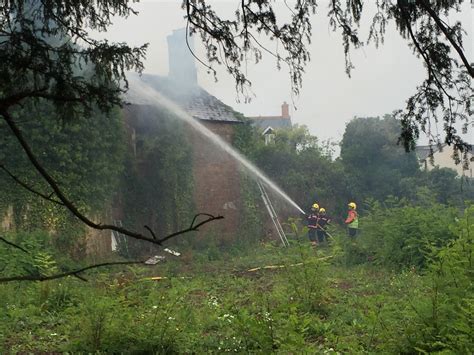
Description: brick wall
189,120,242,244
107,106,243,252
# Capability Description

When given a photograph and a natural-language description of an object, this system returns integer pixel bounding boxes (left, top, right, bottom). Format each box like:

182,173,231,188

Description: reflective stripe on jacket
307,213,318,229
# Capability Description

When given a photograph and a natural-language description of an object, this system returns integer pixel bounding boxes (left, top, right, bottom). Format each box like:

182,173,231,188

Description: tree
340,115,421,202
0,1,221,281
340,115,474,205
184,0,473,155
241,125,350,218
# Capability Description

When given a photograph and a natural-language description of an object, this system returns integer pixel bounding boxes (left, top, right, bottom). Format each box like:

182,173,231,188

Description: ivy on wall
120,106,195,256
0,99,126,255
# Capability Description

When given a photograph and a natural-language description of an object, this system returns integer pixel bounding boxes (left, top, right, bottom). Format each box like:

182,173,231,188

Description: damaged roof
137,74,242,123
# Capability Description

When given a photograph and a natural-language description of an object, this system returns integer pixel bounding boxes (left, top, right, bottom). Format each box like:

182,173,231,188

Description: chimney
281,101,290,118
167,28,197,86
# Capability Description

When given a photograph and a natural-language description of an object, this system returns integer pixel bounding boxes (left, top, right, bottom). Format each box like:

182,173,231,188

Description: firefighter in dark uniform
316,207,331,243
307,203,319,246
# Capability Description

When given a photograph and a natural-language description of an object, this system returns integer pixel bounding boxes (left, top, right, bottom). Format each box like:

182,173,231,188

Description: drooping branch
183,0,316,98
418,0,474,78
398,4,453,101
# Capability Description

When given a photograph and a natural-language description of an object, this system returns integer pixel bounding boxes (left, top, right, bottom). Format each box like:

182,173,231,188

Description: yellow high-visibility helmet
319,208,326,213
348,202,357,209
312,203,319,210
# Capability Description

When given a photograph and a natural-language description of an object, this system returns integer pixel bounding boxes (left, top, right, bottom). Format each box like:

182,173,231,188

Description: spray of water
127,77,306,215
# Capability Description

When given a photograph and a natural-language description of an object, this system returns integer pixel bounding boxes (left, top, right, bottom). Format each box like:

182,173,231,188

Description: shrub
342,199,458,269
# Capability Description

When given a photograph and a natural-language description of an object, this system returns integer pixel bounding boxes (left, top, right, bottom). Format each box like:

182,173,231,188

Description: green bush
342,199,458,269
394,206,474,353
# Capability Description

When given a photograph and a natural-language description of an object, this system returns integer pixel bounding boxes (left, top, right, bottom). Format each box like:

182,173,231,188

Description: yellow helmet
312,203,319,210
319,208,326,213
348,202,357,209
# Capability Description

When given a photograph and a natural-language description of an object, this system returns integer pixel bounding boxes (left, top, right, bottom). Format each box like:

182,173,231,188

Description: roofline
248,116,291,120
196,117,244,124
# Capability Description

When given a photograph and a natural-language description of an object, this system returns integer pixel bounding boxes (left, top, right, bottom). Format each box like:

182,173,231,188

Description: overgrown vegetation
0,102,125,257
119,106,195,257
1,203,472,352
1,1,473,351
235,115,474,219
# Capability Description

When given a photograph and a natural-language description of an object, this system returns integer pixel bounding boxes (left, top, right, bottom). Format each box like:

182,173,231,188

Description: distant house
415,144,474,178
262,126,276,145
248,102,292,145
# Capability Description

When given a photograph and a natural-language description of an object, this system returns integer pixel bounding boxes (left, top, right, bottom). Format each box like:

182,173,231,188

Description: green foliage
0,231,58,278
1,226,473,353
120,106,195,256
0,101,125,247
340,115,420,202
340,115,474,208
236,173,264,244
1,1,146,116
340,199,458,268
404,206,474,353
244,124,350,216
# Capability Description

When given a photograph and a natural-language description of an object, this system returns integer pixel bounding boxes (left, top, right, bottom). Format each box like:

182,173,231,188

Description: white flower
207,295,219,308
218,313,235,323
263,311,272,322
152,305,158,309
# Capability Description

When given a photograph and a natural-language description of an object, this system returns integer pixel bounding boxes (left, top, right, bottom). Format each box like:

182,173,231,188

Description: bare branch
158,214,224,245
0,109,223,247
0,260,146,283
144,225,157,240
0,236,29,254
0,163,64,206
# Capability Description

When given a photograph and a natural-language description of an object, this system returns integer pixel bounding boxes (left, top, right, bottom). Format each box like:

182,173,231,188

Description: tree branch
0,163,64,206
0,260,146,283
398,4,454,100
0,212,223,283
0,109,223,246
144,225,157,240
159,213,224,245
0,236,29,254
0,88,84,111
418,0,474,78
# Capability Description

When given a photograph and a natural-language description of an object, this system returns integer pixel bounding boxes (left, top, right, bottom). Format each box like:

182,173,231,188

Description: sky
100,0,473,144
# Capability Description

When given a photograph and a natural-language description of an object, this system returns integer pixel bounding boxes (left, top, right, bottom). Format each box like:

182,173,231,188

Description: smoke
126,75,306,215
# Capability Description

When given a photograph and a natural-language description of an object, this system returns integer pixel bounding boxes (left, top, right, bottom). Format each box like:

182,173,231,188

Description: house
248,102,293,145
122,28,244,244
415,144,474,178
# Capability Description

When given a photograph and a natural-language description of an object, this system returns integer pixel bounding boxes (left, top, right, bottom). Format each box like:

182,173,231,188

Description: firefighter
316,208,331,243
345,202,359,237
307,203,319,246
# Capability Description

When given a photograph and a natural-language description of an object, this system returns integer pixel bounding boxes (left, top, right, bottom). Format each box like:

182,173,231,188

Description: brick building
124,28,243,244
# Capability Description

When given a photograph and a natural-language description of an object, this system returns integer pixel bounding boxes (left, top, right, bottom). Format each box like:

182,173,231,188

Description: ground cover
1,240,444,353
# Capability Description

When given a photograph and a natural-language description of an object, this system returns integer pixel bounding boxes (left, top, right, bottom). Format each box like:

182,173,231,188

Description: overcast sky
101,0,473,143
